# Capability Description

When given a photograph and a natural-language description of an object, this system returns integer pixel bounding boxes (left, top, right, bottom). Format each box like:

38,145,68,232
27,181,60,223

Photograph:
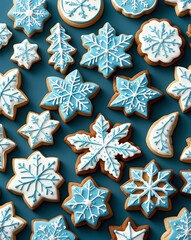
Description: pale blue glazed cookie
180,170,191,196
0,24,12,50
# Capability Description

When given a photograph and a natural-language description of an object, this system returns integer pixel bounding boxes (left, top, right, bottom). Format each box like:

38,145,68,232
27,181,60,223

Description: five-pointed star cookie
108,70,163,119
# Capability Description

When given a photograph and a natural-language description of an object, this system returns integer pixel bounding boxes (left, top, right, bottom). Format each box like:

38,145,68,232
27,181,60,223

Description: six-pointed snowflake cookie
109,217,149,240
0,202,26,240
40,69,100,123
161,208,191,239
58,0,104,28
167,66,191,113
80,22,134,78
165,0,191,16
111,0,158,18
108,70,163,119
18,111,60,149
8,0,51,37
0,124,16,172
7,151,64,210
46,23,76,74
0,69,28,120
180,170,191,197
180,138,191,163
31,215,77,240
62,177,113,229
0,23,12,50
135,19,185,66
121,160,177,218
65,114,142,181
146,112,179,158
11,39,41,70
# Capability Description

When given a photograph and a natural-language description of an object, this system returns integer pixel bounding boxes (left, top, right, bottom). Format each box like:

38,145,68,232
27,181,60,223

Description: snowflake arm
0,24,12,50
164,0,191,16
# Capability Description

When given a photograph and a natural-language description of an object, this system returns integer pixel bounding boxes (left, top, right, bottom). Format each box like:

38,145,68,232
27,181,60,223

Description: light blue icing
0,24,12,49
41,69,99,122
113,0,157,16
168,209,191,239
122,161,176,217
110,72,162,117
64,178,109,227
9,0,50,36
181,171,191,194
47,23,76,74
32,216,76,240
181,0,191,8
81,22,133,78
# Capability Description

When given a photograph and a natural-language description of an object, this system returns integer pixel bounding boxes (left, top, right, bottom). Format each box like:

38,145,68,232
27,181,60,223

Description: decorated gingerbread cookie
11,39,41,70
146,112,179,158
80,22,134,79
186,24,191,47
0,69,28,120
108,70,163,119
18,111,60,149
65,114,142,182
0,202,26,240
0,124,16,172
164,0,191,16
8,0,51,38
46,23,76,74
161,208,191,239
121,160,177,218
167,66,191,113
31,215,77,240
40,69,100,123
109,217,149,240
7,151,64,210
180,170,191,197
62,177,113,229
180,138,191,163
135,19,185,67
0,24,12,50
111,0,158,18
57,0,104,28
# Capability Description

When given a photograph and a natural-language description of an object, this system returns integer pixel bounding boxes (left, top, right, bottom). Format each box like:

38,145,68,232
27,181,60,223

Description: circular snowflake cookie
165,0,191,17
111,0,158,18
58,0,104,28
135,19,185,66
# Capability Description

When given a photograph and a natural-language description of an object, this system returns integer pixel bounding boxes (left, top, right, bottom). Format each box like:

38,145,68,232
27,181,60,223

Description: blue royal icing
0,24,12,50
181,171,191,195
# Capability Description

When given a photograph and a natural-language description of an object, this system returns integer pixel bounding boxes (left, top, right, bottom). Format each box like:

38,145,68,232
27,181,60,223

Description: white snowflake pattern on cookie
165,0,191,16
0,24,12,50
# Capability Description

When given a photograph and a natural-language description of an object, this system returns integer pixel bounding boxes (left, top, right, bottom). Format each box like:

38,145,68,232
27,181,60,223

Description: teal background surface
0,0,190,239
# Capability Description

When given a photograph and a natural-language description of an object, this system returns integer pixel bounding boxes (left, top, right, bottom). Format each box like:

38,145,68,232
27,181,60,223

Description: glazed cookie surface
57,0,104,28
0,24,12,50
165,0,191,16
180,138,191,163
135,19,185,66
180,170,191,196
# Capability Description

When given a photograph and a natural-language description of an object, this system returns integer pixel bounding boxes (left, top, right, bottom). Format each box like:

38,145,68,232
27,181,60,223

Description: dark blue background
0,0,190,239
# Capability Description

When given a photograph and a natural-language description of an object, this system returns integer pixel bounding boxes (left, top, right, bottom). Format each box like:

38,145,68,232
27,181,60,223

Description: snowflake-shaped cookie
8,0,51,37
31,215,77,240
62,177,113,229
0,124,16,172
167,66,191,113
46,23,76,74
136,19,185,66
180,170,191,196
81,22,134,78
111,0,158,18
0,69,28,120
180,138,191,163
18,111,60,149
58,0,104,28
121,160,177,218
161,208,191,239
7,151,64,210
109,217,149,240
165,0,191,16
108,70,163,119
65,114,142,181
146,112,179,158
40,69,100,123
11,39,41,70
0,24,12,50
0,202,26,240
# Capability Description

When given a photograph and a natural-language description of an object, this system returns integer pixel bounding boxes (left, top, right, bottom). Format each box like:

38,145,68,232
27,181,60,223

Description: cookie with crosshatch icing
62,177,113,229
0,23,12,50
109,217,149,240
57,0,104,28
180,138,191,163
111,0,158,18
31,215,78,240
165,0,191,16
7,151,64,210
121,160,177,218
146,112,179,158
108,70,163,119
135,18,185,67
65,113,142,182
